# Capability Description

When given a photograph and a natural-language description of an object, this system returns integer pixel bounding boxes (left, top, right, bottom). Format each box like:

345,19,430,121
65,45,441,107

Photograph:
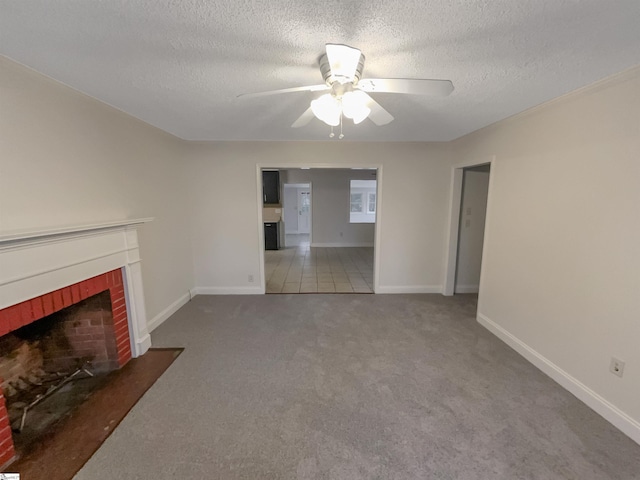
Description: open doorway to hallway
454,164,490,294
261,168,377,294
444,160,492,297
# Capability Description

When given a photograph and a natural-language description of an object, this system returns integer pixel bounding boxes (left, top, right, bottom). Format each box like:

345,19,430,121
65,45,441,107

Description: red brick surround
0,268,132,467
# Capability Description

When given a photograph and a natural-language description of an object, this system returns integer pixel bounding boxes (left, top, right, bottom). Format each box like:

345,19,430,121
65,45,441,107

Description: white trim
192,286,264,295
478,313,640,446
376,285,442,294
0,217,154,244
310,242,374,248
454,284,479,294
147,291,191,332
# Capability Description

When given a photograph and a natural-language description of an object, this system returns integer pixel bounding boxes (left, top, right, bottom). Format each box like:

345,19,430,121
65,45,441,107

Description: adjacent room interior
1,2,639,478
262,168,376,293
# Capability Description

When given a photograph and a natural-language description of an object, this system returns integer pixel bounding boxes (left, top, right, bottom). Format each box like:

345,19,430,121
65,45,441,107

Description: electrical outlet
609,357,625,378
248,274,254,283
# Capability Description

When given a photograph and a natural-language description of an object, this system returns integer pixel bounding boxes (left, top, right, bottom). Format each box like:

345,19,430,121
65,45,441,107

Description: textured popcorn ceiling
1,1,639,141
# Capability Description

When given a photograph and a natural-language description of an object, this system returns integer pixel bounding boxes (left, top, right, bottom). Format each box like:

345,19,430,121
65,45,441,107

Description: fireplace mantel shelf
0,218,154,246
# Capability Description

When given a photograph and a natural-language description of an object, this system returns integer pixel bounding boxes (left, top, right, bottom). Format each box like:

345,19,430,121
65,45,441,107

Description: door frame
257,164,383,294
443,156,495,296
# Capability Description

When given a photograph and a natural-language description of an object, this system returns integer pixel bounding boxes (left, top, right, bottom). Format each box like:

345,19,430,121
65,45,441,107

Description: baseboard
375,285,442,294
310,242,374,247
147,291,191,332
454,284,479,294
191,286,264,295
478,313,640,445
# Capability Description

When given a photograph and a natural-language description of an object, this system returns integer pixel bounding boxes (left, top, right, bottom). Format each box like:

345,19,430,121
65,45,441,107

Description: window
350,193,363,213
349,180,376,223
367,192,376,214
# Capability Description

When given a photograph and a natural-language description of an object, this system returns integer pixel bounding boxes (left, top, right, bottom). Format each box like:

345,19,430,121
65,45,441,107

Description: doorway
283,183,311,247
260,167,379,294
454,165,490,293
443,159,493,296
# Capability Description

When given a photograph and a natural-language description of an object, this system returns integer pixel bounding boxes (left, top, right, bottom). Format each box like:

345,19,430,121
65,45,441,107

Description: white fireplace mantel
0,218,154,357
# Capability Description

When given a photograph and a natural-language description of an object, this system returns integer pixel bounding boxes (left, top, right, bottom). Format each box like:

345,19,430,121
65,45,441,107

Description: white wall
451,67,640,442
283,186,299,233
0,56,194,329
186,143,452,294
455,170,490,293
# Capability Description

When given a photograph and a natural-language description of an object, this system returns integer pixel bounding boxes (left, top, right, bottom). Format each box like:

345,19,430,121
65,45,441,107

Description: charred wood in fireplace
9,362,94,432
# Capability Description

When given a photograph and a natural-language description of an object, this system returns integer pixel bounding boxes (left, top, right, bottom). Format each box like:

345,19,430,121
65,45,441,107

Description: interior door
298,190,310,234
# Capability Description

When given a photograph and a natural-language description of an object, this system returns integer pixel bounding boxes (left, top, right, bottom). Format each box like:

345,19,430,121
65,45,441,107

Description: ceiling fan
238,44,454,136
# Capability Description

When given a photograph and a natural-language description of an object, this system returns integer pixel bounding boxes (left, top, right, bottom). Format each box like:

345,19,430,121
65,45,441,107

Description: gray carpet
75,294,640,479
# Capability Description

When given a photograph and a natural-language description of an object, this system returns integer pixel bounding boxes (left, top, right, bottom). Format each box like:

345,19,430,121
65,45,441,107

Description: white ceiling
1,1,639,142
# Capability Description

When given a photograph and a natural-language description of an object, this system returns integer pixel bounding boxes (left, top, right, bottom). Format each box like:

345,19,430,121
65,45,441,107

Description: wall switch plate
609,357,625,377
248,274,254,283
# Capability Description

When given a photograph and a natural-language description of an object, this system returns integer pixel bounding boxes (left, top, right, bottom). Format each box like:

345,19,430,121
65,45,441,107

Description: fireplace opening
0,290,123,455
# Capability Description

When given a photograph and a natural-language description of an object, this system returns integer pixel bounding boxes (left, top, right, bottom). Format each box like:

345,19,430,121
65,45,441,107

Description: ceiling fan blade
291,107,315,128
325,44,362,81
237,84,329,99
357,78,454,96
361,93,394,126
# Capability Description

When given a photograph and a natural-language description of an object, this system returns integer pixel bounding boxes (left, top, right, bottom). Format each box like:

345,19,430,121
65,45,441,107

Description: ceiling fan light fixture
341,91,371,124
311,93,341,126
325,44,363,84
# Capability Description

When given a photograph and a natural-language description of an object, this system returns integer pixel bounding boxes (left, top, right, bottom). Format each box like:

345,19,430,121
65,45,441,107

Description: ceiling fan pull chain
329,126,335,138
339,112,344,139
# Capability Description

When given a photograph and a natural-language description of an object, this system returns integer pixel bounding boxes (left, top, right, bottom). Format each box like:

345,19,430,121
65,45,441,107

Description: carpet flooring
75,294,640,479
5,348,182,480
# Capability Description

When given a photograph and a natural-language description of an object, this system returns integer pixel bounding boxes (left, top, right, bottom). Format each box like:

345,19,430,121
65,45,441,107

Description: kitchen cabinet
262,170,280,204
264,222,279,250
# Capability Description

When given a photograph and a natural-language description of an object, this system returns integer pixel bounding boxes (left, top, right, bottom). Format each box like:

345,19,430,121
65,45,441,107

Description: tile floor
265,235,374,293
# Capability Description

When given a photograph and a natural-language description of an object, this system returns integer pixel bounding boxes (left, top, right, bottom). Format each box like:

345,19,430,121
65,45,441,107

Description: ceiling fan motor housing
319,52,366,86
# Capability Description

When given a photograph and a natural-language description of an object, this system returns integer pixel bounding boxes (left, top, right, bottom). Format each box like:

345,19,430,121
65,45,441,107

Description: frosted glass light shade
341,91,371,124
311,94,341,126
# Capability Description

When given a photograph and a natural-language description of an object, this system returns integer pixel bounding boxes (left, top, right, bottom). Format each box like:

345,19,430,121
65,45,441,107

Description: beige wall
0,57,194,326
451,68,640,440
185,141,452,293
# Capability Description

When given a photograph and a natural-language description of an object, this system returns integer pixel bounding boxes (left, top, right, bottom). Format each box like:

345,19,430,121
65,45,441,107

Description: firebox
0,269,132,464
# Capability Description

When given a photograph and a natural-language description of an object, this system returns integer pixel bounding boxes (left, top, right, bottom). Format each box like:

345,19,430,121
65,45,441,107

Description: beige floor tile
334,283,354,292
353,286,373,293
317,282,336,292
300,283,318,293
266,247,373,294
282,283,301,293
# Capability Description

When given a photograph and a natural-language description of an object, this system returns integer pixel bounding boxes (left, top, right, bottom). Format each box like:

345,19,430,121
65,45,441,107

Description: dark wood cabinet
264,222,279,250
262,170,280,204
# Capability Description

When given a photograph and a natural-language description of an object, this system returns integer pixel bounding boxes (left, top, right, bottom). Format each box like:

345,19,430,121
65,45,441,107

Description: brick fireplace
0,218,153,467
